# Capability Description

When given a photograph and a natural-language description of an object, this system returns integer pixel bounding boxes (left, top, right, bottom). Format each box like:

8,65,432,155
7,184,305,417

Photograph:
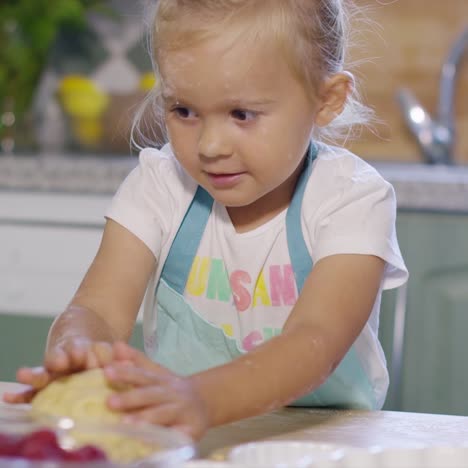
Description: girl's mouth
205,172,245,188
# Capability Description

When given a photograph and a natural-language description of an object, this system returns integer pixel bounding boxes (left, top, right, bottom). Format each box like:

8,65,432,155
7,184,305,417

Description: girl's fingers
93,342,114,367
108,385,168,412
113,342,170,374
84,349,99,369
123,403,179,426
46,340,114,373
67,341,91,369
5,340,117,407
85,342,114,369
112,342,152,369
2,387,36,404
16,367,51,389
59,339,98,370
45,342,87,372
2,366,50,404
43,348,70,372
104,364,160,388
112,341,135,361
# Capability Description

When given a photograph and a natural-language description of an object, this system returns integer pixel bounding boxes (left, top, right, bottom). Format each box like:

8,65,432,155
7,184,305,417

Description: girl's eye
171,106,196,119
231,109,256,122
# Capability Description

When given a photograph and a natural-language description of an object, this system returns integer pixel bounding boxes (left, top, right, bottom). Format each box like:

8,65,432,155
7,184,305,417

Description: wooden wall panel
345,1,468,164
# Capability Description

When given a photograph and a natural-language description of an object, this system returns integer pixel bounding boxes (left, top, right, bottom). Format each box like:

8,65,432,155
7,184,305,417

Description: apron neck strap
286,142,319,293
160,185,213,294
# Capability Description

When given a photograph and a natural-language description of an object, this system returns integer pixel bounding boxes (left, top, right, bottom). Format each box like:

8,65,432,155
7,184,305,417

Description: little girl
5,0,408,440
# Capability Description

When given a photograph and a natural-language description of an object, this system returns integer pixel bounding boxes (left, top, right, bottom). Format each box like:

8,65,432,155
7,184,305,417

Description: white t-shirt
106,143,408,405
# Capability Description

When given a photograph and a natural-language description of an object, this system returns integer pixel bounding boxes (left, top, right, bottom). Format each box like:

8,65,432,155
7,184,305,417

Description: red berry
21,439,58,460
18,429,61,460
65,445,108,461
0,429,108,463
25,429,58,446
0,433,22,457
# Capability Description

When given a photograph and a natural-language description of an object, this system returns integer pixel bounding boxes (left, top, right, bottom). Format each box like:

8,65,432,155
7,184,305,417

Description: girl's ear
315,72,354,127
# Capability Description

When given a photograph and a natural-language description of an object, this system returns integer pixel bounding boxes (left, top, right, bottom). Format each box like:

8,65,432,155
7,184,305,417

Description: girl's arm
4,219,155,402
105,253,384,439
191,253,385,426
47,218,156,350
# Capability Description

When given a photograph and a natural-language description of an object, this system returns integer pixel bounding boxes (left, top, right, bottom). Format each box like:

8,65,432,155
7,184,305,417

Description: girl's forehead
158,34,293,95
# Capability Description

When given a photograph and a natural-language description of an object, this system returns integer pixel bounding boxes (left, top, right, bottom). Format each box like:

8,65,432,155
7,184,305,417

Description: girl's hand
2,338,113,404
104,342,211,441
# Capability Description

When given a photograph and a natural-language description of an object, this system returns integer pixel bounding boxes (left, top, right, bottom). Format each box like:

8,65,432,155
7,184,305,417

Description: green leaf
0,0,107,117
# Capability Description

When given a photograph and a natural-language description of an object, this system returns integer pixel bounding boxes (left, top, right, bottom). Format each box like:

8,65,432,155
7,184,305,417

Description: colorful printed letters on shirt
186,256,296,351
186,256,298,309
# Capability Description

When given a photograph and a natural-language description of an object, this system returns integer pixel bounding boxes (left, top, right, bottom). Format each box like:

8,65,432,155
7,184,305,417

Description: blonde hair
131,0,373,150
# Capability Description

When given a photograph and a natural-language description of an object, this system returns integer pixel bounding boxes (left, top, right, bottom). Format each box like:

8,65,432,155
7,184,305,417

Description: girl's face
159,31,319,227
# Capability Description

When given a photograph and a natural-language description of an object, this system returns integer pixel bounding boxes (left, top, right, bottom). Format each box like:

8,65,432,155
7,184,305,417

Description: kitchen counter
2,382,468,461
199,407,468,460
0,154,136,195
1,154,468,213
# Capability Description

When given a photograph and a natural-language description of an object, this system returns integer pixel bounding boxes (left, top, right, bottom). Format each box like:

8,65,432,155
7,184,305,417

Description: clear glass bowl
0,412,196,467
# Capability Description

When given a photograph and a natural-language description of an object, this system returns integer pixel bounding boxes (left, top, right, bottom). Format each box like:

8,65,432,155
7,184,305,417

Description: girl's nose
198,120,231,159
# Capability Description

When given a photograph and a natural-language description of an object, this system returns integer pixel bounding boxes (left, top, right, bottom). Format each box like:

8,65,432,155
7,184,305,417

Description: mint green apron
147,144,377,409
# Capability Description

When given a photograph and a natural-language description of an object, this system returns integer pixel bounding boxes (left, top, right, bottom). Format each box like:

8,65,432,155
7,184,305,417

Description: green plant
0,0,105,119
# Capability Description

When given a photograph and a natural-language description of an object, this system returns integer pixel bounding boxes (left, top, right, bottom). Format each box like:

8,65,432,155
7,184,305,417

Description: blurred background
0,0,466,162
0,0,155,156
348,0,467,164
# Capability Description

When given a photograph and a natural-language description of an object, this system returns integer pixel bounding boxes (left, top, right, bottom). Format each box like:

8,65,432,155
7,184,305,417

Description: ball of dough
31,369,155,462
31,368,122,423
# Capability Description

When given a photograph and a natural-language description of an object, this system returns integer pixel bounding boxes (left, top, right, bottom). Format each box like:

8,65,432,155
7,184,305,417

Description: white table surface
2,381,468,461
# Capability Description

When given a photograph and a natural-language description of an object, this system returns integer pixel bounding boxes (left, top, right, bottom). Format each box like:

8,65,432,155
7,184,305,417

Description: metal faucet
397,27,468,164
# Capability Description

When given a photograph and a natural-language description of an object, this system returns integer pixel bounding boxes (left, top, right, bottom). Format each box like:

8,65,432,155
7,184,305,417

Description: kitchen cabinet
0,191,109,317
0,314,143,381
379,211,468,416
0,191,144,381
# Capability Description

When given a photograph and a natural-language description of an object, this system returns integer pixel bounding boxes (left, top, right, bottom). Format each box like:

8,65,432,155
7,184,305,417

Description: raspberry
64,444,108,461
25,429,58,447
19,430,62,460
0,433,22,457
0,429,108,462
